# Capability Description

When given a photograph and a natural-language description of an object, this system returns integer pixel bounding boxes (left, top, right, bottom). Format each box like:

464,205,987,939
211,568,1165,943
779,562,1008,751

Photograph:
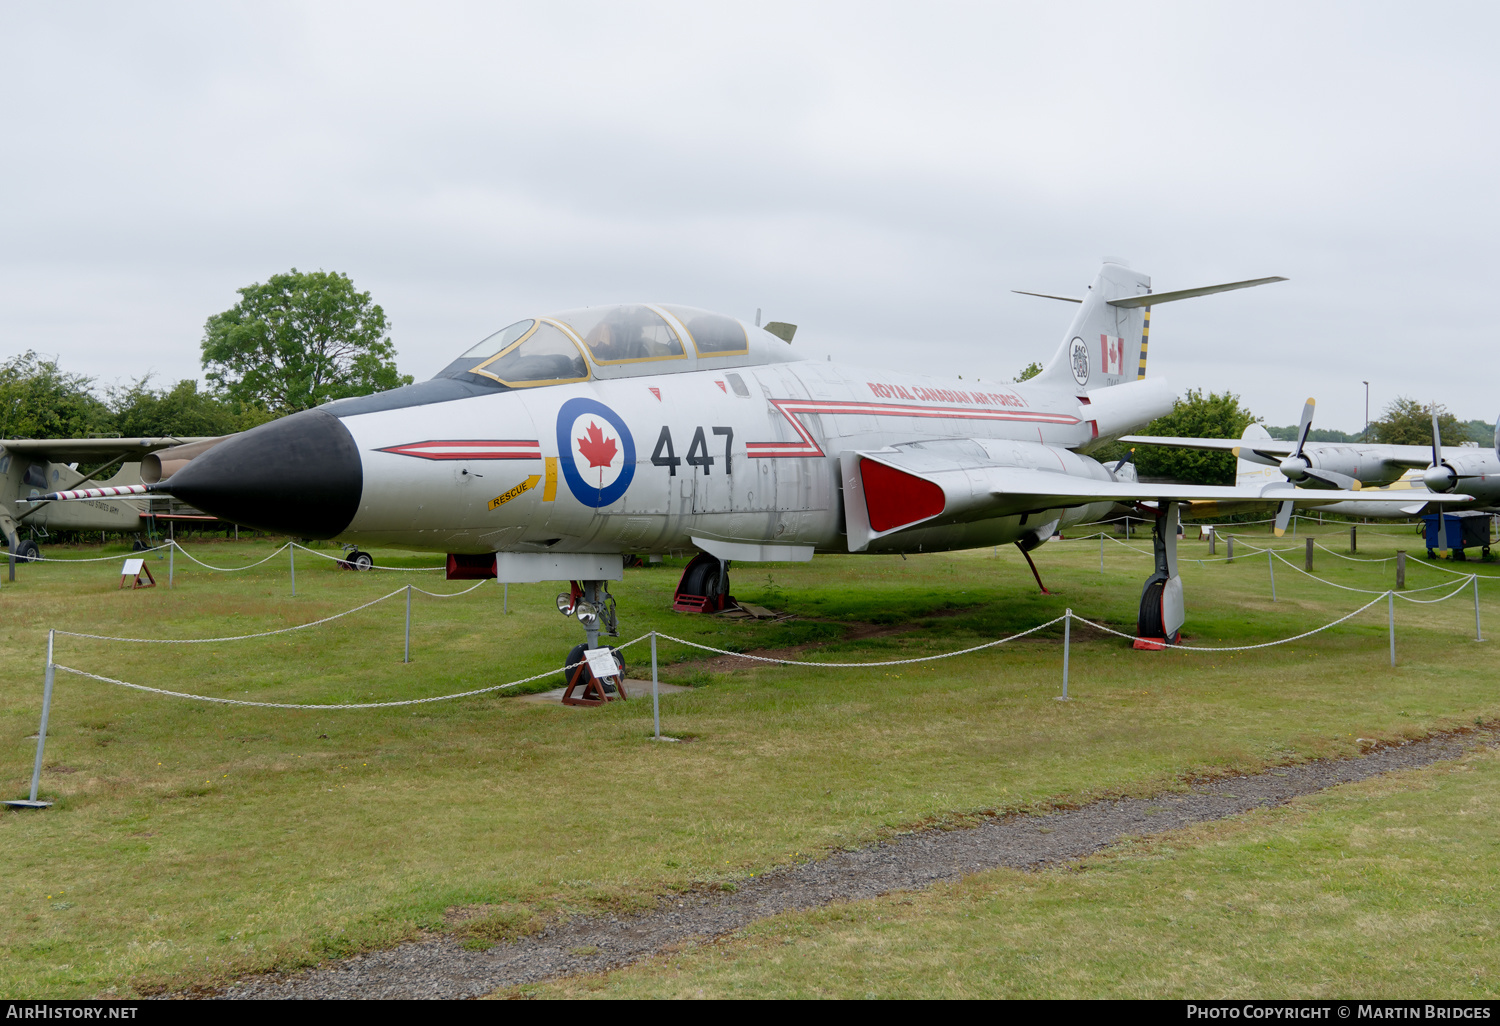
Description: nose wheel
556,579,625,703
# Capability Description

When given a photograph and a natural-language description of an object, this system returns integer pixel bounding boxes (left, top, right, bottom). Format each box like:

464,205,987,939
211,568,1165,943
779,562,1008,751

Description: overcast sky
2,2,1495,433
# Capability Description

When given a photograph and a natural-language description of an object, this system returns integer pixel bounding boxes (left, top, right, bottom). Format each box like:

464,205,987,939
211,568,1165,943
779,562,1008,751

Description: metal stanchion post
1396,550,1406,589
8,631,57,808
1057,610,1071,701
1474,575,1483,642
168,539,174,588
1209,530,1216,556
1099,534,1104,573
404,585,412,663
652,633,660,739
290,542,296,597
1351,525,1357,553
1388,591,1396,668
1306,537,1314,572
1269,548,1276,601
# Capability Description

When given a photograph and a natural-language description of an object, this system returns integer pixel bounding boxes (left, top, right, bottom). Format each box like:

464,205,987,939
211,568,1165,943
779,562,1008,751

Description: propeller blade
1293,398,1315,458
1274,499,1294,537
1431,408,1442,467
1300,468,1360,491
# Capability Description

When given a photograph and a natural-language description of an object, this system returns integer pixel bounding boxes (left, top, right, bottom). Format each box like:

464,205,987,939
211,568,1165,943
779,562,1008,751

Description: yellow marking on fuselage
489,475,541,511
543,457,558,501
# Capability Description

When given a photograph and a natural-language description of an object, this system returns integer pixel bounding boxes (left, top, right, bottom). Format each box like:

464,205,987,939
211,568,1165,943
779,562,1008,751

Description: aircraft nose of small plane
164,408,363,538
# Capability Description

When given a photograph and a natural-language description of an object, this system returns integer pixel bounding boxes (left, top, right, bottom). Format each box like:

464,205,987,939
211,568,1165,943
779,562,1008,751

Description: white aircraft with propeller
1124,400,1500,534
35,262,1474,678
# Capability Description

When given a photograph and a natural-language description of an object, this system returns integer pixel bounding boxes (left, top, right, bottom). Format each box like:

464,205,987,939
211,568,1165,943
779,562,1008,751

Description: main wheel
561,643,626,692
1137,579,1165,638
14,540,40,563
679,558,727,608
351,550,374,571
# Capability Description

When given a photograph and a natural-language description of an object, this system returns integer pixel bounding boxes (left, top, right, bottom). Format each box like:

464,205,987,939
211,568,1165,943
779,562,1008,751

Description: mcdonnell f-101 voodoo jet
39,263,1473,674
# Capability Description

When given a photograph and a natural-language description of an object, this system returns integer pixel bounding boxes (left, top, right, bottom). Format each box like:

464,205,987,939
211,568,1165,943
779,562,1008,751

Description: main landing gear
556,580,626,703
337,546,374,570
673,551,731,612
1135,501,1184,648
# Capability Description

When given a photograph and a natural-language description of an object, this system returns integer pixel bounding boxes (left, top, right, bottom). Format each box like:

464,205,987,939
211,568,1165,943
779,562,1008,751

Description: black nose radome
164,408,363,539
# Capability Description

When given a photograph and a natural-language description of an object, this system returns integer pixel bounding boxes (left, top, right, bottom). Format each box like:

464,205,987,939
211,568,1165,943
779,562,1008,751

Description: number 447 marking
651,426,733,475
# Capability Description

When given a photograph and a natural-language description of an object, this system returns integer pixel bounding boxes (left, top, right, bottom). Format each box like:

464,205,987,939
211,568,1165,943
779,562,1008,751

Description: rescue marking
377,440,541,461
489,475,542,510
746,399,1082,459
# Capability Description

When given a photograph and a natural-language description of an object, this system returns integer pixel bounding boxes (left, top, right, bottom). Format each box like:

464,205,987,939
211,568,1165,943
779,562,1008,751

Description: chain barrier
169,541,292,572
1405,555,1500,581
1076,594,1393,651
8,541,174,564
55,587,411,643
409,580,490,598
1312,541,1392,565
289,542,445,572
55,578,494,644
653,617,1068,668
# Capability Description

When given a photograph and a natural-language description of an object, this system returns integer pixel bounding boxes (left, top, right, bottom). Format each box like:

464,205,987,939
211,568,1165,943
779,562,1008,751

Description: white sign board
583,647,620,681
122,558,144,575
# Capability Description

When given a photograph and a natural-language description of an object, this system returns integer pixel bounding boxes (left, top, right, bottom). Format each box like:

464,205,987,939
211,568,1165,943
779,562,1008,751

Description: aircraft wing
1119,434,1459,469
1,437,217,462
840,442,1473,551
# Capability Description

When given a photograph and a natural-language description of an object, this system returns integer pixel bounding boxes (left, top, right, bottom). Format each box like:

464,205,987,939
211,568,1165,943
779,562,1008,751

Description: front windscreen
459,320,534,360
551,305,686,364
471,321,588,385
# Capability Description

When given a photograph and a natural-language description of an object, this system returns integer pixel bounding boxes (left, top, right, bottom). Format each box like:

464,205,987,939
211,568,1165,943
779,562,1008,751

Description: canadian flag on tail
1099,334,1126,377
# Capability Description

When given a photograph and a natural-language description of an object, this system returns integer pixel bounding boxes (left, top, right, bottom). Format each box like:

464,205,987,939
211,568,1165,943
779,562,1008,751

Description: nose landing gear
556,580,626,703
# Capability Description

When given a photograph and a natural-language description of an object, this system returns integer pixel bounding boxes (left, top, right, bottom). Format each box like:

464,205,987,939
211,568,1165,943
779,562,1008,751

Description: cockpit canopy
434,304,788,390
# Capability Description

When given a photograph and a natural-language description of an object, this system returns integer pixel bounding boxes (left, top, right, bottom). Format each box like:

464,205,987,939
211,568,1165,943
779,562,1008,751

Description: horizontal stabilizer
1107,276,1287,309
1011,290,1083,304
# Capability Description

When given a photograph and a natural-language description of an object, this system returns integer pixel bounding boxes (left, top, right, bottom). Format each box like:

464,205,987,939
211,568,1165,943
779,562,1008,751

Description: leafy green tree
0,352,111,439
1265,425,1359,443
201,269,412,413
1014,361,1043,383
1096,389,1256,485
1370,397,1468,446
107,377,276,438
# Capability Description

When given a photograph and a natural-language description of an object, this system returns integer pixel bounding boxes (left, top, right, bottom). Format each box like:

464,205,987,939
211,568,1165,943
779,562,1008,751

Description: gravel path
220,728,1494,1000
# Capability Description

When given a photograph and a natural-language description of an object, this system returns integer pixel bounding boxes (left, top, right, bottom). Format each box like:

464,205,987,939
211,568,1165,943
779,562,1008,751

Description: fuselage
334,357,1123,556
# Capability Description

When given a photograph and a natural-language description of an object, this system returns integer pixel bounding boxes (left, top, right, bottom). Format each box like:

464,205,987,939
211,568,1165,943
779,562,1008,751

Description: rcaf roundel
555,397,636,507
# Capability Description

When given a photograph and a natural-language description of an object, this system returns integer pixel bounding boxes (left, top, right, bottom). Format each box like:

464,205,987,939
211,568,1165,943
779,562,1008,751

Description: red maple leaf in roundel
577,421,619,470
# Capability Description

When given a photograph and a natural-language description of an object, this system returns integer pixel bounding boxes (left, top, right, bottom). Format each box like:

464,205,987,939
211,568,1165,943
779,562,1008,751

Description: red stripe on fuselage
745,399,1080,459
376,440,542,461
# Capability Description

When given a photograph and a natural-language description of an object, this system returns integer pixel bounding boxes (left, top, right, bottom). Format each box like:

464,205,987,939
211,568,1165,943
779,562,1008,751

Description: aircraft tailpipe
141,437,229,484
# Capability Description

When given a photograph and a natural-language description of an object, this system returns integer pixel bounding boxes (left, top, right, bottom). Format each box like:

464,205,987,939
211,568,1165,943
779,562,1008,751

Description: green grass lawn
0,522,1493,997
531,744,1500,999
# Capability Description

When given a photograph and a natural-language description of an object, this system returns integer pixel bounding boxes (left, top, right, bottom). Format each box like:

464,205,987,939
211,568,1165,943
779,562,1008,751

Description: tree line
0,269,411,442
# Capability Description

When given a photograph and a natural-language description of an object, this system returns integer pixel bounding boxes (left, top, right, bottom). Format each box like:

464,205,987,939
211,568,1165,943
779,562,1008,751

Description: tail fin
1234,424,1282,488
1029,262,1152,392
